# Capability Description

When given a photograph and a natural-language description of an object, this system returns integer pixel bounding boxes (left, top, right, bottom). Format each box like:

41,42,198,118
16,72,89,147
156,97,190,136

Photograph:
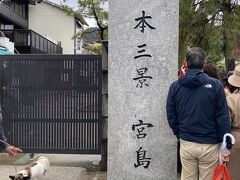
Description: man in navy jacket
166,47,231,180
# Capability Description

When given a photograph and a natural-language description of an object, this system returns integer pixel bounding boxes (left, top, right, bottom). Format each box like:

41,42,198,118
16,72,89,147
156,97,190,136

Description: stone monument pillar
108,1,179,180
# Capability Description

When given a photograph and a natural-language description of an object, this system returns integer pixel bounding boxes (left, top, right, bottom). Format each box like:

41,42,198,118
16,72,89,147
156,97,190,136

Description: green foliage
82,43,102,54
180,0,240,70
64,0,108,40
63,0,108,54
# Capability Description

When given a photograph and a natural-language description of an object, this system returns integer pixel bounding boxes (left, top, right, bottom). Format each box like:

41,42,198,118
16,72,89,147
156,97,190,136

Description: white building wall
29,2,75,54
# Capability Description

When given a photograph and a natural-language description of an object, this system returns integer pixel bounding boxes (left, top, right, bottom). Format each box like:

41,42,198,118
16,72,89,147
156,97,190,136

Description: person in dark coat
166,47,232,180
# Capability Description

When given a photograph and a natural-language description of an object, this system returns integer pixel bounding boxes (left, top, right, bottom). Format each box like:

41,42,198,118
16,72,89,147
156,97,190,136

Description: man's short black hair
186,47,207,69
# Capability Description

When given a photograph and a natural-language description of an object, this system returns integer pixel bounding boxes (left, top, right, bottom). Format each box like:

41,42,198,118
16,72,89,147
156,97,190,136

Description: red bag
213,163,231,180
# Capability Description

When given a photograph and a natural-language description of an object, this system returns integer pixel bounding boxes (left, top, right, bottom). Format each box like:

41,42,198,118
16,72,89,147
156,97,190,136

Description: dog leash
0,139,20,175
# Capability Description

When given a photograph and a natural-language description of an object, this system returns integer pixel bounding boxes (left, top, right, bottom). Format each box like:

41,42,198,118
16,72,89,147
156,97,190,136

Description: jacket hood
179,69,206,89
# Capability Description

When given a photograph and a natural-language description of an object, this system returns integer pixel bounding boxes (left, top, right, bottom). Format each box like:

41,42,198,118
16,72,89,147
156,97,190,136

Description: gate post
100,40,108,171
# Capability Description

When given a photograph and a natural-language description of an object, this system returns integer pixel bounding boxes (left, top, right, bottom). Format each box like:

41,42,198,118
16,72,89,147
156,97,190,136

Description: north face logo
204,84,212,88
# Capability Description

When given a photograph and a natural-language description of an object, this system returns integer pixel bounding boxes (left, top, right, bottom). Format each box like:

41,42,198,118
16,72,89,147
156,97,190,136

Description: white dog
9,156,50,180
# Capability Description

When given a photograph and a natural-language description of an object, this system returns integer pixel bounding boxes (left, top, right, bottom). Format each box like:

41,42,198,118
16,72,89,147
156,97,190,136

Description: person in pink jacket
224,64,240,179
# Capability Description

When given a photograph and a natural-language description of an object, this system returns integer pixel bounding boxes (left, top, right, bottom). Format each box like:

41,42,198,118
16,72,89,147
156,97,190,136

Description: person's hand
5,146,23,157
219,149,231,164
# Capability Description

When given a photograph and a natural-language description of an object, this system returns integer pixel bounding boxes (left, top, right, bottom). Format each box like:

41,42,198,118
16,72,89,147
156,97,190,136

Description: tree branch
192,9,222,26
91,0,106,40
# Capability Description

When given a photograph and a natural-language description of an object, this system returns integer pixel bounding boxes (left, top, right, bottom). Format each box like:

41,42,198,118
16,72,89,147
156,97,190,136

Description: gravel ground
0,154,107,180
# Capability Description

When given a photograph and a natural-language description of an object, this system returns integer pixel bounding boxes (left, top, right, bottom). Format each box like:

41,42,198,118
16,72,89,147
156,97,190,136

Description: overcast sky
49,0,78,8
48,0,95,27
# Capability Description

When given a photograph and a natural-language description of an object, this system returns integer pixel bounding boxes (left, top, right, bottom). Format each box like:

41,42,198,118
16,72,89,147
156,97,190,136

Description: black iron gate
0,54,102,154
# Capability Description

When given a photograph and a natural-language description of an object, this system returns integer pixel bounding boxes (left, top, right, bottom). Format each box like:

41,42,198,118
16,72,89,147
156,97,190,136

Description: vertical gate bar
58,122,60,150
78,59,81,120
73,60,76,121
70,59,73,150
88,59,91,120
79,59,82,120
30,122,31,148
91,59,94,120
67,59,70,123
34,121,36,149
49,122,51,149
88,122,90,149
56,122,58,149
83,58,86,120
89,59,92,121
43,121,45,149
60,60,63,125
86,122,88,150
57,59,60,149
71,59,73,121
38,60,41,127
78,122,80,149
93,122,95,149
42,121,44,149
87,59,89,121
46,121,48,149
39,121,41,149
73,122,75,150
98,56,102,152
36,120,38,148
21,122,23,148
87,122,89,149
26,122,28,148
70,122,72,149
46,122,48,149
40,59,43,119
90,122,92,149
63,121,68,149
68,122,70,150
18,122,20,147
80,88,82,121
53,64,56,123
66,122,68,150
82,58,84,120
86,122,88,149
61,122,64,149
79,122,82,150
16,122,18,147
12,122,15,146
29,60,32,148
46,60,50,149
56,62,59,122
23,60,27,122
23,122,26,148
83,122,85,150
31,122,33,148
64,59,66,121
52,63,55,150
52,121,54,149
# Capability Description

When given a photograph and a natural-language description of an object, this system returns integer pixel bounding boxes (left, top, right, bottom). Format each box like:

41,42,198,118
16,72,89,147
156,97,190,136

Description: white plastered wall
29,2,75,54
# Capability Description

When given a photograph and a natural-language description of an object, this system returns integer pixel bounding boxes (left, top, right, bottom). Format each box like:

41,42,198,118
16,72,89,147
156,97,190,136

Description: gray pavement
0,154,107,180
